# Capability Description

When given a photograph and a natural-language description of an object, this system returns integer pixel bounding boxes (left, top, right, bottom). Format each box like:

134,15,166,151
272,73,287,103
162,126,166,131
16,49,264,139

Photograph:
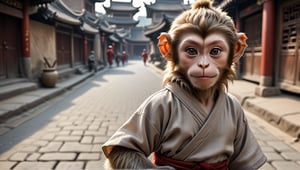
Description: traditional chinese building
0,0,105,84
0,0,54,81
103,0,139,29
102,0,150,58
144,0,190,62
31,0,105,79
233,0,300,96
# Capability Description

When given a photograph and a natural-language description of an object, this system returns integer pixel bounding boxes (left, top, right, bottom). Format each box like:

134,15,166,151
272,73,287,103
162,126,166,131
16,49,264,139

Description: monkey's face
177,32,229,90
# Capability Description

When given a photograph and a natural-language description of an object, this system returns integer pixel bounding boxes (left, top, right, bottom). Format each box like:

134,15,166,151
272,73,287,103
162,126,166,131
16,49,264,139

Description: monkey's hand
105,146,157,169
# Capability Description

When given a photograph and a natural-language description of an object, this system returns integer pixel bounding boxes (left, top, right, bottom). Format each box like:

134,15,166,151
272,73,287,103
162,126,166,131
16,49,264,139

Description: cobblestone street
0,60,300,170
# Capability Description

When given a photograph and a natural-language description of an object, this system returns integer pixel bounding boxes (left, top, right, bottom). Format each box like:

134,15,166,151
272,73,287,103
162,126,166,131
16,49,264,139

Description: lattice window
282,3,300,23
282,24,297,50
282,2,300,51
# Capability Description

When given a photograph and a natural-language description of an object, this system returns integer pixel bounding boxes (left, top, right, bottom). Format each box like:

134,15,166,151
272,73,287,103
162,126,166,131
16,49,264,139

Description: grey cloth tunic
102,83,267,170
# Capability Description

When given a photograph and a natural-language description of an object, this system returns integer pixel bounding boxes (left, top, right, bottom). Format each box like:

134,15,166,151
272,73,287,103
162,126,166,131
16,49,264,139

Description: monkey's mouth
191,74,217,78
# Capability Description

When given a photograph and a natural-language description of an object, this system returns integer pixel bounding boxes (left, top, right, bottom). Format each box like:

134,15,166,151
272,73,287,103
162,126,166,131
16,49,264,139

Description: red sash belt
153,152,228,170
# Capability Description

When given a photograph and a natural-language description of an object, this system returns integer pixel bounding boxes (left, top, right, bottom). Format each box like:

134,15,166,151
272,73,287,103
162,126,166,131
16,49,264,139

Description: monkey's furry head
162,0,239,92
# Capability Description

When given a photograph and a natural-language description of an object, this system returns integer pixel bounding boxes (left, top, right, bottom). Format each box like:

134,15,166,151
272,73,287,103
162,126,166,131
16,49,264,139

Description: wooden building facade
0,0,104,83
235,0,300,95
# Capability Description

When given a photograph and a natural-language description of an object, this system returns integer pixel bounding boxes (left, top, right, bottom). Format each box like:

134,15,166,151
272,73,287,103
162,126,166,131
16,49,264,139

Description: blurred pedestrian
88,50,96,72
121,51,127,66
141,49,148,66
115,51,121,67
107,45,114,68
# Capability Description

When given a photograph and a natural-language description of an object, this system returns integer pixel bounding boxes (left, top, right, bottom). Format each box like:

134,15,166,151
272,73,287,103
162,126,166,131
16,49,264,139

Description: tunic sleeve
229,98,267,170
102,90,170,158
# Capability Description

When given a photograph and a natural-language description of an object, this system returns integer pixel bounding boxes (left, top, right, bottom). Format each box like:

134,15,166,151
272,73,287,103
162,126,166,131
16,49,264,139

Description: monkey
102,0,267,169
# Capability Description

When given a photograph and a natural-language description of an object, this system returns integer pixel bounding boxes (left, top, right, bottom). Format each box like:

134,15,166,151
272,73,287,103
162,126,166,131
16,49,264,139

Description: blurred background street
1,0,300,169
0,60,300,170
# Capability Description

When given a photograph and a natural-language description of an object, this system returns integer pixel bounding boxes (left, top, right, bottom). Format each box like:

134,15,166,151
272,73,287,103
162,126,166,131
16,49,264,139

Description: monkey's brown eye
186,47,198,56
210,47,221,56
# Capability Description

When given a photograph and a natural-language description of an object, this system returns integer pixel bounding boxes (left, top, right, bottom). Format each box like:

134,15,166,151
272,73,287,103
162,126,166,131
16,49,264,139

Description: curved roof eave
56,0,84,17
48,4,81,25
82,23,99,34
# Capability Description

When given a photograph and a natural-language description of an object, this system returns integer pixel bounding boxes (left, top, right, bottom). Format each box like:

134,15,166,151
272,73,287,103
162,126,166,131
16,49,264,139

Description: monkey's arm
105,146,156,169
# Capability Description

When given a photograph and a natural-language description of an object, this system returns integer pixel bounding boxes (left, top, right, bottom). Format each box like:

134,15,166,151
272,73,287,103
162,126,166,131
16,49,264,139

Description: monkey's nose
198,57,209,68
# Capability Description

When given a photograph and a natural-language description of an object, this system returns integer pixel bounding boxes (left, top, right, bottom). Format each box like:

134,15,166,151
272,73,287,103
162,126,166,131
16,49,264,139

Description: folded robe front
102,82,267,170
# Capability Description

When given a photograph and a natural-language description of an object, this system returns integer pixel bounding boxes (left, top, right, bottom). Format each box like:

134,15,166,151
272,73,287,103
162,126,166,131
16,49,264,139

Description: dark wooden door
280,1,300,86
56,29,72,69
242,12,262,82
0,14,21,79
74,34,84,65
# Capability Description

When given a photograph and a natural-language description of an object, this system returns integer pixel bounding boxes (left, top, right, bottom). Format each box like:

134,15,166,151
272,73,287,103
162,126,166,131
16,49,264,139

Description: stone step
0,79,38,101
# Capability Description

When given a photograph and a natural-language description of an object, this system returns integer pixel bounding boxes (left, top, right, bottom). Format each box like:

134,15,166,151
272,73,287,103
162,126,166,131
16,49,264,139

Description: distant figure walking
121,51,127,66
141,49,148,66
115,51,121,67
88,51,96,72
107,45,114,68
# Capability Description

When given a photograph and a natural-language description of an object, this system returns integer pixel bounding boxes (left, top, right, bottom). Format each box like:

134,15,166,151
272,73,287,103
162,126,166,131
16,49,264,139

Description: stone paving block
39,153,77,161
272,161,300,170
54,135,82,142
13,161,56,170
81,136,93,144
86,160,104,170
45,127,61,132
261,146,275,152
26,153,41,161
57,130,71,135
259,162,276,170
40,133,56,140
264,152,284,161
39,141,63,152
20,145,39,152
254,133,278,141
94,136,108,144
55,161,84,170
281,151,300,161
9,152,28,161
267,141,295,152
77,153,100,160
60,142,92,152
84,130,106,136
71,130,84,135
0,161,17,170
63,125,88,130
32,140,48,147
88,125,100,130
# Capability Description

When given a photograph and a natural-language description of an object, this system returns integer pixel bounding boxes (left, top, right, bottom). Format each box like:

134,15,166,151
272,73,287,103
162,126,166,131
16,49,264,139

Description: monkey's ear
157,32,172,61
233,33,248,63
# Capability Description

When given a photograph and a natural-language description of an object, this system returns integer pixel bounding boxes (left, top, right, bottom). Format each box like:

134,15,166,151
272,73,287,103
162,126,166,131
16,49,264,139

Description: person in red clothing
121,51,127,66
141,49,148,66
106,45,114,68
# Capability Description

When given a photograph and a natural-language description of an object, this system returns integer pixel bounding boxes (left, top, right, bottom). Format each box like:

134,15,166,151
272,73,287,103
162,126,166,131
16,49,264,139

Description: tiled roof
47,2,81,25
105,16,138,25
103,1,139,13
144,15,173,36
145,0,188,12
126,27,150,42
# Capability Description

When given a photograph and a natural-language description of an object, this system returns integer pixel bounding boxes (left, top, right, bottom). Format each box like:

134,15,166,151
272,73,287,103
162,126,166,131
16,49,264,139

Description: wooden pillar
261,0,274,83
84,35,88,64
255,0,280,96
22,0,32,79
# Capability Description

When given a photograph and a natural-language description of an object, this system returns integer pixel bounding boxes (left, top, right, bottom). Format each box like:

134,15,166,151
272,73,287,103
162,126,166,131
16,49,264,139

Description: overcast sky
95,0,195,20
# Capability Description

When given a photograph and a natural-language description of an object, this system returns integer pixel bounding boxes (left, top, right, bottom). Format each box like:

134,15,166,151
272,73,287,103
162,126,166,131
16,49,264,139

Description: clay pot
40,68,58,88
